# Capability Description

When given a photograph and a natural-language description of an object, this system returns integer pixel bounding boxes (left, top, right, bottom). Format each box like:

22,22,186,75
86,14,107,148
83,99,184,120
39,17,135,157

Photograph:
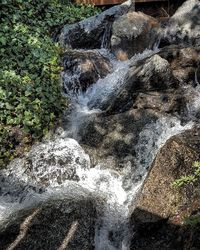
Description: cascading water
1,45,200,249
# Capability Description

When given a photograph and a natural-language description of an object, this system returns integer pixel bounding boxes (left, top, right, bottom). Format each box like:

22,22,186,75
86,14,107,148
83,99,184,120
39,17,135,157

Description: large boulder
62,50,112,93
161,0,200,47
0,197,98,250
131,127,200,249
111,11,160,60
59,3,131,50
97,54,179,113
158,45,200,86
126,54,178,91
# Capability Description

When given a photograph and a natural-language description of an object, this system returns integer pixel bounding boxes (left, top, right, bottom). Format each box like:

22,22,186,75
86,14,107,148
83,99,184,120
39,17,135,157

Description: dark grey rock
0,198,98,250
59,3,131,50
158,45,200,86
101,54,179,113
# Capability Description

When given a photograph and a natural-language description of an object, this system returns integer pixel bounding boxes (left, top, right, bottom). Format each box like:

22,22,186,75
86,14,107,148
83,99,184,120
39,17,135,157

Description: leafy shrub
0,0,100,168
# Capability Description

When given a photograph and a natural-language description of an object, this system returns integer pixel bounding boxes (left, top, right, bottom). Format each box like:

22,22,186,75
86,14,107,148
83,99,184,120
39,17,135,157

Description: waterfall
1,45,200,249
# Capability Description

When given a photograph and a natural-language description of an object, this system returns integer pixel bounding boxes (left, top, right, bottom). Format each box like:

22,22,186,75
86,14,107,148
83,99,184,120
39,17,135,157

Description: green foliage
172,161,200,188
185,215,200,226
0,0,100,168
172,161,200,226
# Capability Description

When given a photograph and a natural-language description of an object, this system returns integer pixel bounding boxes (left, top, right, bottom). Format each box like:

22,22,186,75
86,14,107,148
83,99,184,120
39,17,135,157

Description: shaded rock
132,127,200,225
78,104,190,180
126,54,179,91
133,89,186,115
159,45,200,85
2,138,90,188
79,109,158,172
130,214,200,250
77,105,194,195
161,0,200,47
111,11,160,60
102,54,179,113
59,3,131,50
0,198,97,250
62,50,112,93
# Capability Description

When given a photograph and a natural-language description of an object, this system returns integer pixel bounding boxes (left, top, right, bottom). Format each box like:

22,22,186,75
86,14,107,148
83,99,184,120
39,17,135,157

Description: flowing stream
0,44,200,249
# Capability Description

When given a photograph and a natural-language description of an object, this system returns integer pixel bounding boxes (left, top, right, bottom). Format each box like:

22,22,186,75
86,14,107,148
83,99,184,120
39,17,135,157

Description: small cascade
64,47,161,139
1,11,200,249
101,22,112,49
0,113,194,249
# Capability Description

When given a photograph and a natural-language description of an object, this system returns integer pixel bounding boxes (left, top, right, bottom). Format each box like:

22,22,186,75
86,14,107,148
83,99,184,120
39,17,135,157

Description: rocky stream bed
0,0,200,249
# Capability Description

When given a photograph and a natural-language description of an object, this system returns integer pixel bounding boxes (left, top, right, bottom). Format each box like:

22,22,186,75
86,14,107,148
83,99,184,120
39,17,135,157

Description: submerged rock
62,50,112,93
59,3,131,50
111,11,160,60
1,138,90,188
131,127,200,249
0,198,97,250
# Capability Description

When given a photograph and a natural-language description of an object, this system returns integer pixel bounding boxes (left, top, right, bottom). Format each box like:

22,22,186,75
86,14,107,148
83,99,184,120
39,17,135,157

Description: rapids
1,1,200,246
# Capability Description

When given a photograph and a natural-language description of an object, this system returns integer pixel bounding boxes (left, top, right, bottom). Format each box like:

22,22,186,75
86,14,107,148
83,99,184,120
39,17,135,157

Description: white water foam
0,114,193,249
64,48,160,139
0,46,199,249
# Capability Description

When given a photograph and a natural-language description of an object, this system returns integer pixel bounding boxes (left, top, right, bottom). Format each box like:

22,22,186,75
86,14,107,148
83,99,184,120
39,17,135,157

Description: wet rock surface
125,54,178,92
111,11,160,60
95,54,180,113
59,3,131,50
79,109,159,172
1,0,200,249
62,50,112,93
0,198,97,250
1,138,90,188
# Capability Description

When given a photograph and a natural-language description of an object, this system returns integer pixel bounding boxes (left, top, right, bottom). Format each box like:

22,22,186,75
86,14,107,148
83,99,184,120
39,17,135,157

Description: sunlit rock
130,127,200,249
111,11,160,60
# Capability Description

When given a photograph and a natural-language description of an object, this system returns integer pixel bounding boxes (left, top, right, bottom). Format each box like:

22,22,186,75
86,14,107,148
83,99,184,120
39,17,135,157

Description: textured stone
132,127,200,225
62,50,112,93
111,11,160,60
0,198,97,250
59,4,130,49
